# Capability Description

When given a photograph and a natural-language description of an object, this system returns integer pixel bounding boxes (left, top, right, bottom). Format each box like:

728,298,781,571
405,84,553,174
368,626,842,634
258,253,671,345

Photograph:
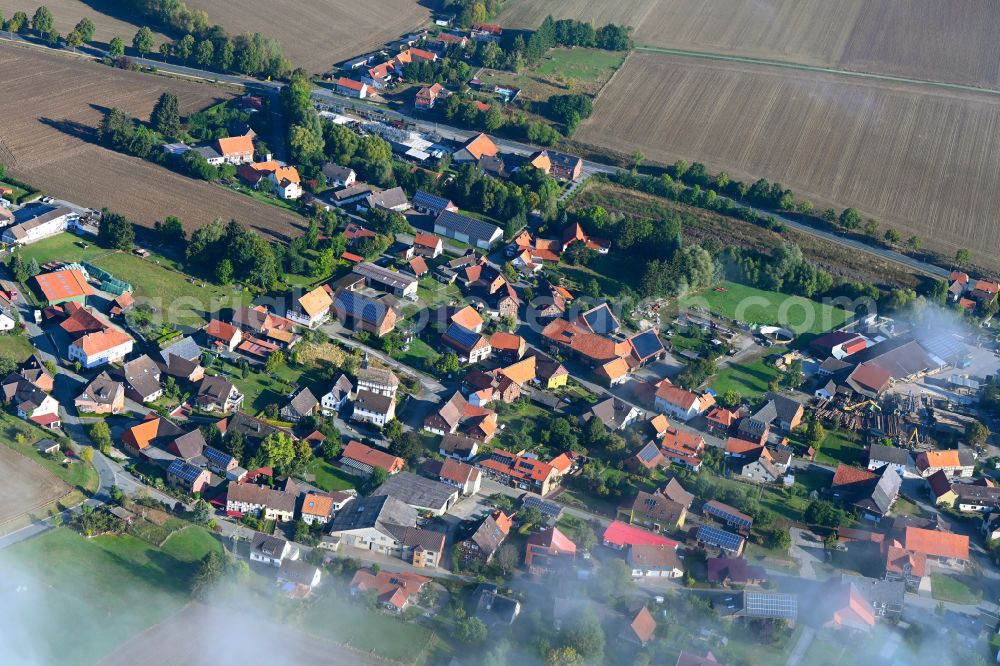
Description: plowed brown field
500,0,1000,88
0,43,304,239
578,53,1000,266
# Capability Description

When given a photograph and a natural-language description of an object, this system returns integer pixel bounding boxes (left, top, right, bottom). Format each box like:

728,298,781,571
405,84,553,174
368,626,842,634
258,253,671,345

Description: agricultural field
0,43,304,240
0,0,169,48
0,441,69,526
500,0,1000,88
101,603,387,666
578,53,1000,267
184,0,428,72
0,528,194,664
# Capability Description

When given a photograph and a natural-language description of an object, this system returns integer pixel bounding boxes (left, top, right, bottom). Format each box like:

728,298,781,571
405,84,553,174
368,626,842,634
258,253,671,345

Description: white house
68,329,134,369
285,286,333,329
269,166,303,200
14,387,61,429
321,374,354,415
627,544,683,578
250,533,298,567
653,383,705,422
867,444,910,476
0,312,16,332
1,206,75,246
351,389,395,427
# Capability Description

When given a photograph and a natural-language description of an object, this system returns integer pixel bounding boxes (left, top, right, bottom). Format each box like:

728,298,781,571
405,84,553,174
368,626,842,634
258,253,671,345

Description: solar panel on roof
630,330,665,359
697,525,744,552
743,592,798,619
169,460,204,483
637,443,660,463
582,303,619,335
446,323,482,348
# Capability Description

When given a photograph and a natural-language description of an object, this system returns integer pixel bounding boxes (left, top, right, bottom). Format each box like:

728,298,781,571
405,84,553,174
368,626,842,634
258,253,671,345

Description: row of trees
185,219,278,290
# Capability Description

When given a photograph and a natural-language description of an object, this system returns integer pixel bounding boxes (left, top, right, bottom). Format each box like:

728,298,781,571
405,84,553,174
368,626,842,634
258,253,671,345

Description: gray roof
464,513,508,558
223,412,287,443
588,397,635,429
434,210,502,245
868,444,910,466
284,387,319,418
365,186,409,210
170,429,206,460
193,145,222,160
328,495,417,539
198,375,235,405
841,575,905,611
278,559,320,586
358,367,399,388
375,471,458,511
321,162,355,181
753,393,803,425
122,355,162,398
251,532,288,557
159,336,203,363
353,262,418,291
327,374,353,401
354,389,395,415
440,432,479,456
78,371,123,407
228,483,296,513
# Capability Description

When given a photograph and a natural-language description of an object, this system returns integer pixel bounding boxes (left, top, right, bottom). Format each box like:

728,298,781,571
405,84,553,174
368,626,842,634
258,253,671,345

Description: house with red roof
476,448,567,496
623,606,657,646
336,77,368,98
205,319,242,352
341,440,404,476
654,380,709,421
602,520,680,550
525,526,576,574
349,569,430,612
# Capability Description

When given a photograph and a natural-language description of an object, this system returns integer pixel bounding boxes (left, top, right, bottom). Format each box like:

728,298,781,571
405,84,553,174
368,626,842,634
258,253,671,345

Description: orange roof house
216,134,255,161
454,133,499,162
914,449,975,477
341,440,405,475
205,319,242,350
627,607,658,646
350,569,430,611
450,305,484,332
490,332,526,361
296,286,334,320
528,151,552,173
903,526,969,561
33,270,95,305
499,355,536,386
649,414,670,439
596,356,630,385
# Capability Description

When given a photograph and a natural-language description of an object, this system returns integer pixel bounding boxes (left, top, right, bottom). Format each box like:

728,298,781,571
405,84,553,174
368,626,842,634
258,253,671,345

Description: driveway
788,527,824,580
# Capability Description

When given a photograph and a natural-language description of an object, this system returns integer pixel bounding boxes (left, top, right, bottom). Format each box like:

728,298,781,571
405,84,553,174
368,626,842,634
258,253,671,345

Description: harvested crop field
0,444,68,526
578,53,1000,267
0,43,303,240
0,0,168,48
184,0,429,72
500,0,1000,88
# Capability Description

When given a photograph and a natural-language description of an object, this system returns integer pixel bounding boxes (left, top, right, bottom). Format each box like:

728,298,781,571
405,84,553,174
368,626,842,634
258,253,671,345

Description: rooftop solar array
696,525,745,553
435,210,502,245
743,592,798,619
445,323,482,349
522,495,561,518
637,442,662,463
581,303,620,335
704,500,753,527
334,290,387,324
168,459,205,483
629,329,665,360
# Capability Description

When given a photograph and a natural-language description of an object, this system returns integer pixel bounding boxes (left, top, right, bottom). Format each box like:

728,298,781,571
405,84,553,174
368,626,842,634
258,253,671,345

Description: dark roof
587,396,635,429
375,472,458,510
251,532,288,557
122,355,162,398
521,494,562,519
661,478,694,508
754,393,803,425
204,445,236,468
580,303,620,335
198,375,236,404
321,162,354,181
413,190,452,211
328,495,417,537
78,371,122,406
434,210,501,245
222,411,285,443
868,444,910,466
707,557,765,584
167,459,205,484
629,329,665,360
443,322,483,352
285,387,319,417
696,525,745,551
743,591,798,619
354,389,395,415
440,432,480,456
333,290,394,326
159,336,202,363
170,429,206,460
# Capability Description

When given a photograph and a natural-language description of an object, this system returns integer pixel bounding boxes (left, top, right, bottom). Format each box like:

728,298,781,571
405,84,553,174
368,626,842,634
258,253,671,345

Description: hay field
184,0,429,72
0,444,68,525
578,53,1000,266
0,43,304,239
0,0,168,47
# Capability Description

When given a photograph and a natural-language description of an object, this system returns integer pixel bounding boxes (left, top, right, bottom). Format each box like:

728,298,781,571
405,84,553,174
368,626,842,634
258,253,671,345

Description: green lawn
534,48,626,82
931,573,981,604
303,592,434,662
16,231,112,266
497,400,552,450
417,277,461,309
392,337,438,373
302,458,358,492
218,357,304,415
709,356,782,398
0,333,38,363
680,281,852,336
0,412,99,494
803,428,865,467
0,528,194,664
161,526,223,563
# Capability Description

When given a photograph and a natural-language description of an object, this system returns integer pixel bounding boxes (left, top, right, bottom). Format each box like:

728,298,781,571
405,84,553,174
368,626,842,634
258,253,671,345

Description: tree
8,11,29,33
631,150,645,168
192,499,212,525
65,29,83,49
109,35,125,57
191,550,226,597
495,543,520,575
154,215,185,244
88,421,112,454
97,209,135,250
863,218,879,237
383,418,404,443
967,421,990,449
907,235,922,251
805,500,845,528
804,420,826,449
883,228,901,245
956,248,971,268
362,466,388,495
457,617,487,644
264,349,285,374
176,33,195,62
74,17,95,42
563,608,605,661
433,352,460,376
32,6,54,39
195,39,214,67
151,92,181,138
546,647,584,666
214,259,233,285
261,432,296,471
133,26,154,56
838,207,861,230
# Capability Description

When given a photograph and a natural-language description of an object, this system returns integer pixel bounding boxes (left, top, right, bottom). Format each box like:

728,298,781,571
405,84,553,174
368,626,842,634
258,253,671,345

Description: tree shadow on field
38,117,99,144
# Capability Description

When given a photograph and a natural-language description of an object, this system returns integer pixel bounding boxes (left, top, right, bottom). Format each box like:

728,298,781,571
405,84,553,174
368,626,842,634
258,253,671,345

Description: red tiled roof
34,270,94,302
342,440,403,473
726,437,763,456
831,464,877,487
206,319,240,342
337,77,365,91
655,382,700,410
527,526,576,553
602,521,678,549
630,607,657,644
904,526,969,560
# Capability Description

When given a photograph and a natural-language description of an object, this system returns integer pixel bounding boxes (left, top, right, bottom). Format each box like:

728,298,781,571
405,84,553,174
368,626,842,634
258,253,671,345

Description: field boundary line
635,45,1000,98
